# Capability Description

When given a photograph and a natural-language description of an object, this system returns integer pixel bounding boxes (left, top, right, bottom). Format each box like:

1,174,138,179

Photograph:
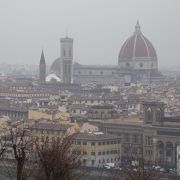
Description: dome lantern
134,20,141,34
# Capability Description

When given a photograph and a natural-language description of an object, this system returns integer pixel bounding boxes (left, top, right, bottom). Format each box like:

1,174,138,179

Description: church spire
40,49,46,65
39,49,46,84
134,20,141,34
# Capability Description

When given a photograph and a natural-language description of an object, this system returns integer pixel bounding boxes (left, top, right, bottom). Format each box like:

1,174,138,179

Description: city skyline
0,0,180,68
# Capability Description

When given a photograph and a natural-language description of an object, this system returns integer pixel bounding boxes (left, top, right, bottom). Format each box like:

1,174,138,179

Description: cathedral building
47,22,163,85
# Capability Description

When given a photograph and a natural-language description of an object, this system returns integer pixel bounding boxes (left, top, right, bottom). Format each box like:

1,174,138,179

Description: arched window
147,108,152,122
63,49,66,56
156,108,161,121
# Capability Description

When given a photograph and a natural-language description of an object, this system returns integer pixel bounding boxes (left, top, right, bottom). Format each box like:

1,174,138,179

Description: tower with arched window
143,102,165,125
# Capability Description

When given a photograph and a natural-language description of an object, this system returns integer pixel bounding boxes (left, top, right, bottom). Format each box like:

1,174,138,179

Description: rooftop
73,132,120,141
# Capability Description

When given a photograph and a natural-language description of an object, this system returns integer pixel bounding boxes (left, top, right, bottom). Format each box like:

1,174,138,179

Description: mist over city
0,0,180,68
0,0,180,179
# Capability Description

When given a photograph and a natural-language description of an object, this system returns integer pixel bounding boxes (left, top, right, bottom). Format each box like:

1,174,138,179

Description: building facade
97,102,180,168
72,132,121,167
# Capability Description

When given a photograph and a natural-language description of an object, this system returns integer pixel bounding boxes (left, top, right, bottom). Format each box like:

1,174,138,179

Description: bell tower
60,36,73,84
39,50,46,84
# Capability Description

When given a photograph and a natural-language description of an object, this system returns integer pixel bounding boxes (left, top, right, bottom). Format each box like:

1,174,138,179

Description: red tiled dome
118,22,157,62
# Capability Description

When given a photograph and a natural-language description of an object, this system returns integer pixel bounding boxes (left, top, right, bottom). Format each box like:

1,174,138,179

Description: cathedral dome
50,57,61,77
118,21,157,64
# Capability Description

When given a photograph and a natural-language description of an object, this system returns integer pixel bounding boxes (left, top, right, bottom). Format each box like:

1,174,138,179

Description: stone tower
60,37,73,84
39,50,46,84
143,102,165,125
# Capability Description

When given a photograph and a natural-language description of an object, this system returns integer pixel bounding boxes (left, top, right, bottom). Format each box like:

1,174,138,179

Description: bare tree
0,133,7,158
33,134,82,180
110,145,162,180
10,127,32,180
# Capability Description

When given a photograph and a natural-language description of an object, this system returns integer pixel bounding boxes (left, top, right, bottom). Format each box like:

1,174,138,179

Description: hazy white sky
0,0,180,68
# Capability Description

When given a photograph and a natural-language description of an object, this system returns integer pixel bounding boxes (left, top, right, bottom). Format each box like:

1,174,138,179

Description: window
91,160,95,165
166,150,172,157
146,150,152,156
98,142,101,146
77,141,81,145
147,108,152,122
91,152,95,155
133,135,138,143
156,109,162,121
124,134,129,142
114,150,117,154
63,49,66,56
145,136,152,146
78,71,81,74
100,71,103,75
98,152,101,155
83,141,87,145
83,151,87,155
139,63,143,67
83,159,86,165
126,63,130,67
89,71,92,75
91,142,95,146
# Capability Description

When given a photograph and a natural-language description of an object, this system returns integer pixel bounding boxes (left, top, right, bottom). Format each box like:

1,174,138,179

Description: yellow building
28,110,69,121
31,122,76,146
72,132,121,167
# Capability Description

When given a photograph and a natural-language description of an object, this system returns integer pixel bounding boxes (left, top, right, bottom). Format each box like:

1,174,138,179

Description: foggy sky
0,0,180,68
